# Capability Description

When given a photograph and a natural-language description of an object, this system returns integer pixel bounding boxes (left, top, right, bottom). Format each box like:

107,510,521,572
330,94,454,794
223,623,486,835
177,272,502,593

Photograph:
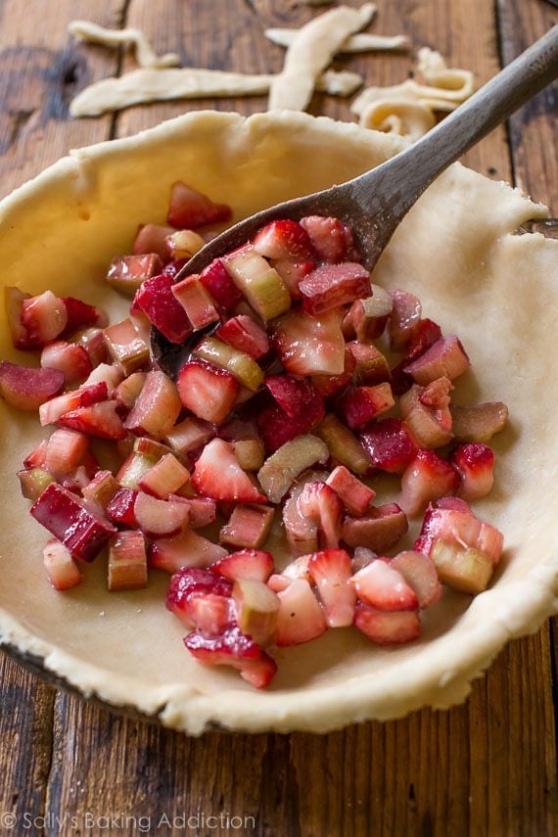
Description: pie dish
0,110,557,734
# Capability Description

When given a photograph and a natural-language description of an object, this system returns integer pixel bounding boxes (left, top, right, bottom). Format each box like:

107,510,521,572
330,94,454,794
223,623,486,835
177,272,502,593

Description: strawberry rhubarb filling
0,181,509,689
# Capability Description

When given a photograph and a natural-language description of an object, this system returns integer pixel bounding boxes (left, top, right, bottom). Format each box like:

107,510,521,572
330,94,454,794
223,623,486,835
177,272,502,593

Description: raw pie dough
0,111,557,734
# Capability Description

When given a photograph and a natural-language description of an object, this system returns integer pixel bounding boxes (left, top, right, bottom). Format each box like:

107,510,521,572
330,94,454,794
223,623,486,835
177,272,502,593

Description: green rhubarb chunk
315,413,370,476
257,434,329,503
194,335,264,392
224,246,291,321
431,539,494,595
233,578,280,646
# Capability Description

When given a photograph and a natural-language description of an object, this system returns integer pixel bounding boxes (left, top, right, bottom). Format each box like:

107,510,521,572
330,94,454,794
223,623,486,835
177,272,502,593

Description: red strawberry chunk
299,261,371,315
124,369,182,438
199,258,243,310
451,442,495,501
354,601,420,644
403,317,443,363
43,539,83,591
184,626,277,689
359,417,418,474
30,482,117,563
150,528,228,573
176,359,239,425
256,396,324,455
337,383,395,430
20,290,68,347
399,449,460,516
272,308,346,377
0,361,65,412
308,548,356,627
274,578,328,646
297,481,343,550
187,593,234,637
389,550,442,609
167,181,232,229
60,297,103,337
211,549,275,583
299,215,349,263
192,438,267,503
40,341,93,386
350,559,419,611
216,315,270,359
166,567,233,627
253,219,317,261
56,399,127,440
106,487,139,527
134,273,192,344
264,373,323,422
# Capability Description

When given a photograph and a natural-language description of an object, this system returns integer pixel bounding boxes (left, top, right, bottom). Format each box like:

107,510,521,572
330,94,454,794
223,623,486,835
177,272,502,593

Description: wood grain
0,1,556,835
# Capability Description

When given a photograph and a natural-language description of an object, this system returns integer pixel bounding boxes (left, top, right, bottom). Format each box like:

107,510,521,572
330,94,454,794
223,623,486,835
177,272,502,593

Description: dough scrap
69,20,181,69
265,28,410,53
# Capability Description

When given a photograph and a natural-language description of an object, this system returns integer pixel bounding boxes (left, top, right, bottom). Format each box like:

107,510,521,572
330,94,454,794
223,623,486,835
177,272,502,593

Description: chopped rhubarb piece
171,275,221,330
311,346,355,398
184,626,277,689
212,549,275,583
360,417,419,474
57,400,127,440
414,497,504,566
60,296,104,337
280,554,313,584
133,223,175,260
23,439,48,469
231,437,265,471
43,539,83,591
167,181,232,229
164,415,215,458
399,378,453,449
253,219,317,261
179,496,217,528
354,602,420,644
192,437,267,503
341,503,408,552
315,413,370,476
343,284,393,340
82,362,124,393
220,504,275,549
224,246,291,322
17,466,55,501
298,261,371,315
134,273,192,344
450,401,509,443
264,374,323,422
106,487,139,527
176,359,239,425
404,334,470,385
4,286,31,349
297,481,343,550
106,253,164,298
193,335,264,392
216,314,270,360
133,491,190,539
107,530,148,592
351,546,378,573
199,258,243,310
81,469,120,510
113,370,146,412
232,578,280,645
390,550,442,609
117,450,159,489
347,341,391,386
299,215,349,263
166,567,233,628
272,308,346,377
40,341,92,385
283,483,320,556
165,228,205,260
43,428,90,479
124,369,182,438
388,289,422,351
257,434,329,503
20,290,68,347
399,450,460,516
308,548,356,627
450,442,495,500
151,528,227,573
0,361,65,412
338,382,395,430
103,318,150,375
138,452,191,499
30,482,117,562
274,578,328,646
431,540,495,594
73,326,110,367
325,465,375,515
351,559,419,611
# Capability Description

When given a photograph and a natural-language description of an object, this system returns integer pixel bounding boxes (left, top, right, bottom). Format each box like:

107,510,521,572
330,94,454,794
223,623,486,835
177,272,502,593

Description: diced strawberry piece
133,223,175,260
216,315,270,360
57,400,127,440
40,341,93,385
166,567,233,627
399,449,460,516
310,347,355,397
337,382,395,430
82,362,124,393
192,437,267,503
388,289,422,351
106,253,164,298
282,483,320,556
272,308,346,377
297,481,343,550
199,258,243,310
414,497,504,565
43,539,83,591
187,592,234,636
20,290,68,347
4,286,31,349
256,401,322,455
167,181,232,229
279,554,313,585
264,373,323,423
107,530,148,592
274,578,328,646
124,369,182,438
219,504,275,549
403,317,443,363
360,417,419,474
271,258,315,298
450,401,509,443
106,487,139,527
308,548,356,627
0,361,65,412
389,550,442,609
151,527,228,573
178,496,217,528
176,359,239,425
354,601,420,644
253,219,317,261
184,626,277,689
134,273,192,344
325,465,375,515
133,490,190,539
211,549,275,583
341,503,408,552
60,297,104,337
351,559,419,611
23,439,48,469
30,482,117,562
299,261,371,315
299,215,349,263
404,334,471,385
450,442,495,500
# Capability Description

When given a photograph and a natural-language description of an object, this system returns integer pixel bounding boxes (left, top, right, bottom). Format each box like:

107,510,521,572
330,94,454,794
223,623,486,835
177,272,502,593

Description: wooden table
1,2,557,834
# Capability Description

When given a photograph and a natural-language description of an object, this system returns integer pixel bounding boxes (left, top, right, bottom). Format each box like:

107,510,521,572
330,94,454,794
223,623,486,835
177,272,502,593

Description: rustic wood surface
1,1,557,835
